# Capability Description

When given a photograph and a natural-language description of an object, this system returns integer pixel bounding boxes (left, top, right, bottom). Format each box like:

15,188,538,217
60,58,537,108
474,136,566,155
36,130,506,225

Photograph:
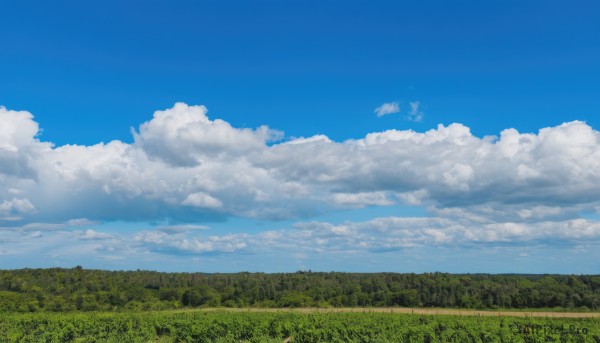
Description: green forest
1,268,599,312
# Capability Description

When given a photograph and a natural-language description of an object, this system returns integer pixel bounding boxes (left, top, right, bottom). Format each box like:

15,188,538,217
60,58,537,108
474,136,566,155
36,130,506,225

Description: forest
1,268,599,312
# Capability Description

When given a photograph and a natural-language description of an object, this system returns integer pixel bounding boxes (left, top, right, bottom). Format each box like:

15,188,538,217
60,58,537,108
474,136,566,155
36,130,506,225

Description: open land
194,307,600,318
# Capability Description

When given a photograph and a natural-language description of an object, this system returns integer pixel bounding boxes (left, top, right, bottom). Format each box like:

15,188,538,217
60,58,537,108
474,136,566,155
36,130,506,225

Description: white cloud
0,106,41,152
0,212,598,272
331,192,394,208
13,215,599,258
407,101,423,122
0,107,52,179
284,134,332,145
0,103,599,246
0,198,36,215
75,229,113,240
374,102,400,117
133,230,247,254
182,192,223,209
133,102,282,166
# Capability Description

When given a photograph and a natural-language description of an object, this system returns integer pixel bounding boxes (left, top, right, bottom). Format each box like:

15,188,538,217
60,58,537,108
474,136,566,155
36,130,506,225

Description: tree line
0,267,599,312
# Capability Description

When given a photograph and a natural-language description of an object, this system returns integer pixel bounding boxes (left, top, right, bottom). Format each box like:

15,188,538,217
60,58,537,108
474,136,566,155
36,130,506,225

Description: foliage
0,310,598,342
0,268,599,312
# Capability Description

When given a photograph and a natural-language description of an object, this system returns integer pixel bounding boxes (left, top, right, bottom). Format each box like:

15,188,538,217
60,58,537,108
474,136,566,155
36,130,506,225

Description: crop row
0,311,599,342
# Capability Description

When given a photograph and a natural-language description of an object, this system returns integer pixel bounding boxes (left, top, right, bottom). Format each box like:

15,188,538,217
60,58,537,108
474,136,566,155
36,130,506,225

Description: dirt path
194,307,600,318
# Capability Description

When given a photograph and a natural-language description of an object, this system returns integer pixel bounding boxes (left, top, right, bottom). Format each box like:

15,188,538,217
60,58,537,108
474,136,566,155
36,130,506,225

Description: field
194,307,600,318
1,309,599,343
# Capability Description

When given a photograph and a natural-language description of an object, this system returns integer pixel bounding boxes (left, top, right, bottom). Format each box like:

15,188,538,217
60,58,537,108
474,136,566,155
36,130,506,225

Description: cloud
67,218,97,227
284,135,332,145
0,198,36,215
407,101,423,122
374,102,400,117
0,106,41,152
123,214,599,256
133,102,282,167
182,192,223,209
5,215,598,262
133,230,247,254
1,218,99,232
331,192,394,208
0,107,52,179
0,103,599,242
156,224,209,234
75,229,113,240
262,120,600,223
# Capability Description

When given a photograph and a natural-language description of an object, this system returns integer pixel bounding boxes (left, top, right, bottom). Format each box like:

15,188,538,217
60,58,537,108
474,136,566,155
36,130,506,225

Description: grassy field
189,307,600,318
1,309,599,342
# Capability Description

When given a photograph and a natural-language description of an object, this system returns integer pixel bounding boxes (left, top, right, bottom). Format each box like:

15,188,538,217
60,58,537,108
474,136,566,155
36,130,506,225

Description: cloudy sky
1,0,599,273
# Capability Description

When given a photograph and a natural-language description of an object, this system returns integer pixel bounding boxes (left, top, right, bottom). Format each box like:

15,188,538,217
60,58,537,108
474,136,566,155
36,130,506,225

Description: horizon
3,266,599,276
1,0,599,274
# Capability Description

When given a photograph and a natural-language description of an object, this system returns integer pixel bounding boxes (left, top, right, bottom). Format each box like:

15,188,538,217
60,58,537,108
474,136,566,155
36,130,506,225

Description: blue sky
1,0,599,273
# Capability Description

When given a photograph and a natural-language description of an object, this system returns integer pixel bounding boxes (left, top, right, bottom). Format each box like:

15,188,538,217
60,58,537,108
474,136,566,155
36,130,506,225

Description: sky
1,0,599,273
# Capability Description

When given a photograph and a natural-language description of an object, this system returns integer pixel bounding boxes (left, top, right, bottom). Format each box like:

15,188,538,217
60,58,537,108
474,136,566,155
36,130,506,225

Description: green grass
0,310,599,342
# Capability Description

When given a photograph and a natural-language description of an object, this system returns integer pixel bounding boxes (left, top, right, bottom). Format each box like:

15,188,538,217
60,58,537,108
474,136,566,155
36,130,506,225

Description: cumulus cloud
133,102,282,166
374,102,400,117
0,107,52,179
0,106,41,152
0,103,599,249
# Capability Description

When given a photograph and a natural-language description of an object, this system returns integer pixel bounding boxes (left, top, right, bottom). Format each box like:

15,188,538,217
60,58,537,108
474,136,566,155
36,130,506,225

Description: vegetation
0,310,598,342
1,268,599,312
